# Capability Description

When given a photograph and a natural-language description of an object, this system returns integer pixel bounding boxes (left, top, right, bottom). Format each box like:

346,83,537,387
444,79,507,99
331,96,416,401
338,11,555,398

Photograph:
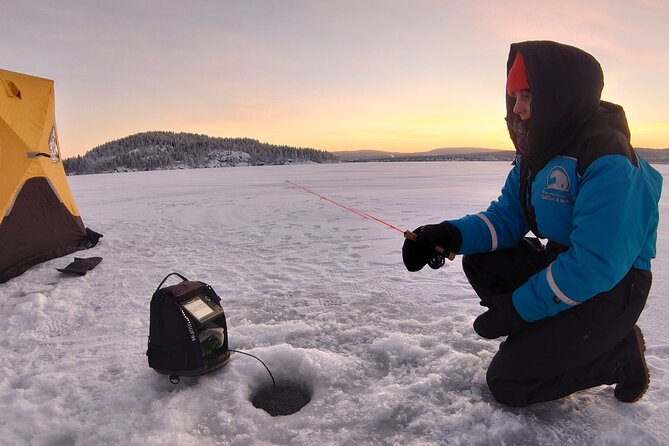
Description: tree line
63,131,338,175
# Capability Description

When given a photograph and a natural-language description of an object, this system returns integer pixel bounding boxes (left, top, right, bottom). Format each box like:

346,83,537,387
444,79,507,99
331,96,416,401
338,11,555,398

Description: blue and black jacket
449,41,663,322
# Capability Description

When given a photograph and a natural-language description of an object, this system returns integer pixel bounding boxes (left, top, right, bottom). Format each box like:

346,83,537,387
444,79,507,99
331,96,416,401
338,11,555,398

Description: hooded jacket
448,41,663,322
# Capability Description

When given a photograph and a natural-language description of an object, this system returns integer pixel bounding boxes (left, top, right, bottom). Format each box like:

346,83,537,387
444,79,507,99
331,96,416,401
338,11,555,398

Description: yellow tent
0,68,100,283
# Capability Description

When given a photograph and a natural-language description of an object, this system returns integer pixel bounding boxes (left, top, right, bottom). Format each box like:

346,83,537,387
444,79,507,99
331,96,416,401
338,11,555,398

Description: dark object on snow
252,384,311,416
57,257,103,275
83,228,103,248
147,272,230,382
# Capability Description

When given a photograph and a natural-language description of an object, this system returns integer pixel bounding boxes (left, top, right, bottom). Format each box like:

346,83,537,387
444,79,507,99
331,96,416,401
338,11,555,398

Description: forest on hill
63,131,338,175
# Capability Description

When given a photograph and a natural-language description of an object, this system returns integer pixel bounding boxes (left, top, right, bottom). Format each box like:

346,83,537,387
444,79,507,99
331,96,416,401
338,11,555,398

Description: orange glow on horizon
59,124,669,158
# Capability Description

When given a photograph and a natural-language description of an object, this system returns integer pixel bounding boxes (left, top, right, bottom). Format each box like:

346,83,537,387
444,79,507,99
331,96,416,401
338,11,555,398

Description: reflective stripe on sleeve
547,263,579,306
475,213,498,250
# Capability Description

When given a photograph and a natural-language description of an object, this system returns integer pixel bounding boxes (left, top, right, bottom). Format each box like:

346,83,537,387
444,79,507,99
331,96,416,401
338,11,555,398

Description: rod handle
404,231,456,261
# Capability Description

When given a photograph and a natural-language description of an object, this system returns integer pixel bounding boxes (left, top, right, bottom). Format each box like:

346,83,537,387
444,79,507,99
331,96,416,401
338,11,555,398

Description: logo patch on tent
49,126,60,163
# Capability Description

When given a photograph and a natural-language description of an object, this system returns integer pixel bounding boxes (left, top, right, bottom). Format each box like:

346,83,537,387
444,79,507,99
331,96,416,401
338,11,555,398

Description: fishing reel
428,252,446,269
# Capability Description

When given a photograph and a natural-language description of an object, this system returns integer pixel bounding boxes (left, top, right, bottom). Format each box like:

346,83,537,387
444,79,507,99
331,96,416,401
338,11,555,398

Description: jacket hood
506,41,604,169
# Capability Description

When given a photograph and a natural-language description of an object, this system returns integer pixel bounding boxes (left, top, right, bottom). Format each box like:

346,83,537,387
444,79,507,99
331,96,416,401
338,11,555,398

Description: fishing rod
285,181,455,267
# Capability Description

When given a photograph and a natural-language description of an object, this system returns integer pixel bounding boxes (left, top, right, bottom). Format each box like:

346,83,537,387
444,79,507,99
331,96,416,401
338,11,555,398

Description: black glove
473,293,528,339
57,257,103,276
402,222,462,271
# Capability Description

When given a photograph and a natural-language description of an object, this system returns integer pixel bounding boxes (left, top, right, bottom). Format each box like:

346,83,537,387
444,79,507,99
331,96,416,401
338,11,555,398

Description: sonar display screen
182,295,216,322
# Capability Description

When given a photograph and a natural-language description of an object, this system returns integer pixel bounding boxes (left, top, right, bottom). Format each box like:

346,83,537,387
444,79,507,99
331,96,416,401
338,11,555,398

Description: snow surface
1,161,668,445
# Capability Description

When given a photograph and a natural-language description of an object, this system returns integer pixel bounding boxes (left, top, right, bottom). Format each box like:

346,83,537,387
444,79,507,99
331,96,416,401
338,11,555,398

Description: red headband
507,52,529,96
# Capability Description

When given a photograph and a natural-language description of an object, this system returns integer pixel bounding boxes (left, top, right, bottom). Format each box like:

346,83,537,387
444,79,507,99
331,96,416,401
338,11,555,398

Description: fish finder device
147,273,230,381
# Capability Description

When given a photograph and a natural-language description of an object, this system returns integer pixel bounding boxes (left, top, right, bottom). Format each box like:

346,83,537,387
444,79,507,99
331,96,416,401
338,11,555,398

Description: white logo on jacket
542,166,572,203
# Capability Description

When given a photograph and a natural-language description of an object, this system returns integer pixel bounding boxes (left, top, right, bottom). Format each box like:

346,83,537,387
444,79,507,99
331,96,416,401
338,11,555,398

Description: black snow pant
462,238,651,407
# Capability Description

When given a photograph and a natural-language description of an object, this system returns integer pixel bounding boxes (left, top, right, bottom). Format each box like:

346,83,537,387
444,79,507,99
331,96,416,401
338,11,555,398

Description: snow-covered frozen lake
1,161,668,445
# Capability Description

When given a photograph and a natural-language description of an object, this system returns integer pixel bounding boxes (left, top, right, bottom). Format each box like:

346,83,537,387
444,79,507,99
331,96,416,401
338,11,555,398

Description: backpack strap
154,272,189,294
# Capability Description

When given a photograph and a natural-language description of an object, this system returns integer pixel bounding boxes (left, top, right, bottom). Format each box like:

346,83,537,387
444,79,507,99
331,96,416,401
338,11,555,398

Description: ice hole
251,384,311,416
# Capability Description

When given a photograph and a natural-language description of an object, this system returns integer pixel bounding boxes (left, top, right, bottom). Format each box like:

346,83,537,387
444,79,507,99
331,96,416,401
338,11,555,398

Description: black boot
614,325,650,403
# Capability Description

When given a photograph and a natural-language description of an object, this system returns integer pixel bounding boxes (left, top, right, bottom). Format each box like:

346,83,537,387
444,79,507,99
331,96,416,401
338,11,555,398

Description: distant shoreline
333,148,669,164
63,132,669,175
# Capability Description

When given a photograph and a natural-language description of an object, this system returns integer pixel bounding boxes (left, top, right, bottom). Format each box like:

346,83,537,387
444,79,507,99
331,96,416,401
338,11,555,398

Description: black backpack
147,273,230,381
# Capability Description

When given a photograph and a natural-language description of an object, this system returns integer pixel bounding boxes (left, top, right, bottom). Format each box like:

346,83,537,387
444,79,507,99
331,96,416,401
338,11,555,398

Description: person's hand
402,222,461,271
402,226,434,271
473,293,528,339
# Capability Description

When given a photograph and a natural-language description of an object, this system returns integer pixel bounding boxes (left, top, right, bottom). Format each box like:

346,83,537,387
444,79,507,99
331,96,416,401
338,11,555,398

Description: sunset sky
1,1,668,157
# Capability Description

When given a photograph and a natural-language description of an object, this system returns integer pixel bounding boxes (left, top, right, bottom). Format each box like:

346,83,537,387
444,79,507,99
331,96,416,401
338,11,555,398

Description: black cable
229,349,276,388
